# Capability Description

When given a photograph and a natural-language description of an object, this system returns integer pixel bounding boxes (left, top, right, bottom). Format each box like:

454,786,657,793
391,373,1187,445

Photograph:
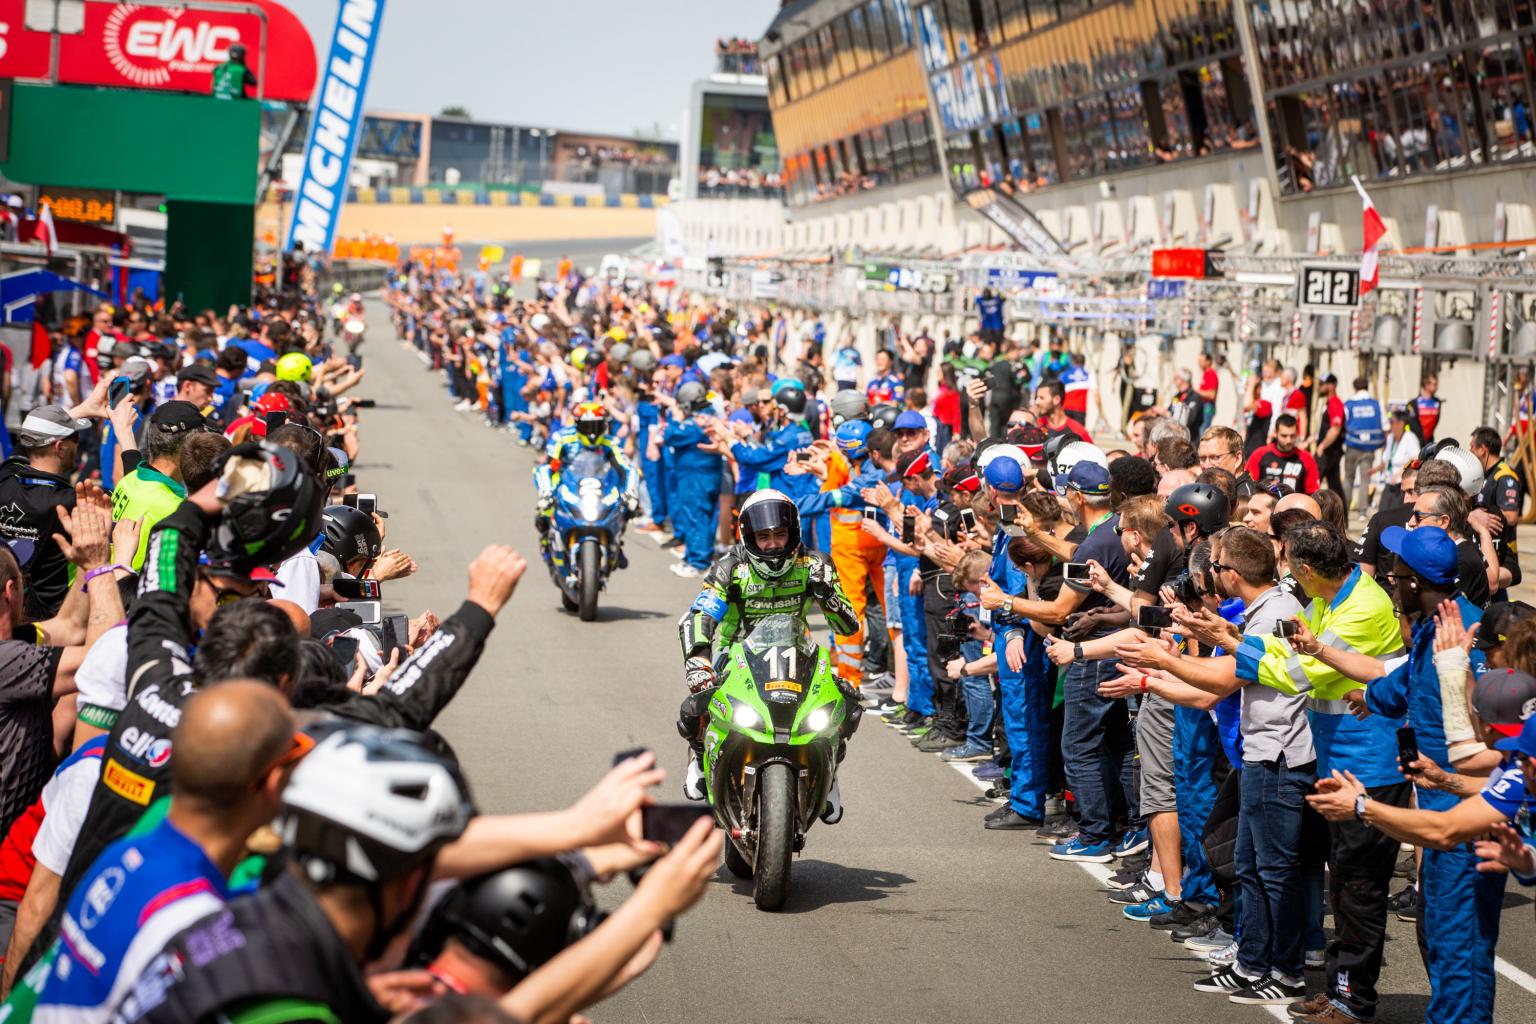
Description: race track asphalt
354,297,1536,1024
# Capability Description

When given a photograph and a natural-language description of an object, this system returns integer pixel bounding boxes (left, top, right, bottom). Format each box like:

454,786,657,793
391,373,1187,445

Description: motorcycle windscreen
564,449,620,488
742,614,818,736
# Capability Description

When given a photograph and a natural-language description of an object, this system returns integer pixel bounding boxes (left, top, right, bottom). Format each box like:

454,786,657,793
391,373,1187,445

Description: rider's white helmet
738,489,801,580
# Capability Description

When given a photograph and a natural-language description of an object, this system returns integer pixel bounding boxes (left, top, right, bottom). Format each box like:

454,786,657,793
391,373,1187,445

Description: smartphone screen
641,803,716,846
355,493,378,516
329,635,359,668
1396,726,1420,773
381,613,410,658
863,507,879,521
902,513,915,545
999,503,1019,525
334,600,382,625
1063,562,1092,583
1138,605,1173,630
959,507,977,532
1273,619,1300,639
108,377,131,408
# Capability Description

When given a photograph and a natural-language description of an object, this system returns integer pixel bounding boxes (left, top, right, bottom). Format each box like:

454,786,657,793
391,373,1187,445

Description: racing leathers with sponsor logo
30,501,499,974
675,543,861,816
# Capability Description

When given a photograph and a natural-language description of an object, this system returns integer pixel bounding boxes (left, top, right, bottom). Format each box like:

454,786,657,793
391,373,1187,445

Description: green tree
439,105,471,118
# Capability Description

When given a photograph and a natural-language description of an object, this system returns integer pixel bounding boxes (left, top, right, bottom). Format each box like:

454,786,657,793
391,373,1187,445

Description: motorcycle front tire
753,762,797,911
578,543,600,621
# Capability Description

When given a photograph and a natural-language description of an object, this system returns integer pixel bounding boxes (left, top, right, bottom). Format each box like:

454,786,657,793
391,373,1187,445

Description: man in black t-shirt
1469,426,1525,599
0,409,88,619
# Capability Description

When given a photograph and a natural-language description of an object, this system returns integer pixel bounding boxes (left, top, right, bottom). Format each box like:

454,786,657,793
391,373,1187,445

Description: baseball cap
150,400,209,436
119,357,152,383
15,406,92,446
659,354,686,369
1471,668,1536,738
1475,601,1536,651
894,410,927,431
898,449,933,479
1006,422,1048,461
177,363,218,388
740,387,762,405
984,455,1027,493
727,408,755,426
1067,462,1112,496
1380,525,1458,585
942,465,981,493
1322,373,1339,385
1494,714,1536,758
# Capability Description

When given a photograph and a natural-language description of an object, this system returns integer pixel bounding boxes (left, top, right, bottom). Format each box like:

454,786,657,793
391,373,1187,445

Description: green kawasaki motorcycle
701,614,847,912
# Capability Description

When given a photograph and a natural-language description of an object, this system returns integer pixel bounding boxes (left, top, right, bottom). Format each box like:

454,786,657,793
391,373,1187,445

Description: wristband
84,564,127,585
1140,674,1149,693
1074,643,1084,661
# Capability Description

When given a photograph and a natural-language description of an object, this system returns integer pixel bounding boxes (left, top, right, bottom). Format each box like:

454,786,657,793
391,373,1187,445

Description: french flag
1352,176,1387,296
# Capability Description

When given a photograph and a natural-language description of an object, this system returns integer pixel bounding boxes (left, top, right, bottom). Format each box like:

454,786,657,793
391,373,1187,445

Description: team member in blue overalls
730,384,814,496
634,353,669,531
1360,525,1498,1024
665,381,723,579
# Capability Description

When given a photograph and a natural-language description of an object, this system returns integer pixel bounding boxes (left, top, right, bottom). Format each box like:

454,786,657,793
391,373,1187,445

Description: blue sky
282,0,780,139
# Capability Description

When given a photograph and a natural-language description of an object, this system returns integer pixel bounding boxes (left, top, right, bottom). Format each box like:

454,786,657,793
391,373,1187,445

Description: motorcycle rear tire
578,544,600,622
753,762,796,911
723,836,753,879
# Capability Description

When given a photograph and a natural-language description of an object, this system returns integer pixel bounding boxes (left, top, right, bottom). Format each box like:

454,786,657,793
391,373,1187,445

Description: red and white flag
1352,175,1386,295
32,201,57,256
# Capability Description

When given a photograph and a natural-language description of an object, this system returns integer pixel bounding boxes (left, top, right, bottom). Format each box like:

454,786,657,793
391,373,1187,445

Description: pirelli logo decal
764,680,802,693
103,758,154,806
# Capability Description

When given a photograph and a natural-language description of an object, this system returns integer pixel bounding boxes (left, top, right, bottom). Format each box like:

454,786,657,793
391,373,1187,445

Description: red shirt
1046,413,1093,444
933,388,960,431
1245,443,1320,494
1199,367,1219,397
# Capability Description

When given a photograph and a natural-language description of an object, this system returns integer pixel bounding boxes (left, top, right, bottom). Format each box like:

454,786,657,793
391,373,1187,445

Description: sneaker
1035,817,1076,840
1105,865,1147,890
1150,900,1210,931
971,761,1005,781
983,809,1043,831
1388,885,1417,922
1288,993,1332,1020
1105,879,1159,905
873,698,905,716
862,672,895,693
1112,827,1150,859
1123,893,1174,922
682,752,705,801
668,563,702,579
1048,837,1114,863
982,783,1009,799
660,536,684,549
1204,939,1239,966
939,742,992,762
1291,998,1367,1023
896,711,928,730
1305,948,1326,971
1183,928,1235,953
1193,965,1254,994
1228,975,1307,1006
915,730,960,753
1169,913,1222,941
984,803,1017,822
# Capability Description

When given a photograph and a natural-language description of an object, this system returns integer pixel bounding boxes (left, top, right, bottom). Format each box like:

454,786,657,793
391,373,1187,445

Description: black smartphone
1273,619,1301,639
793,451,812,463
1397,726,1420,774
641,803,716,846
959,507,977,532
1138,605,1174,631
329,634,359,668
108,376,132,408
999,503,1019,525
611,747,651,766
381,613,410,659
331,576,381,600
1063,561,1093,583
902,513,915,544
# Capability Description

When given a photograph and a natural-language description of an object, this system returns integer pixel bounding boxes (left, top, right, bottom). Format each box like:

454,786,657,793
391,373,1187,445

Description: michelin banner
286,0,386,254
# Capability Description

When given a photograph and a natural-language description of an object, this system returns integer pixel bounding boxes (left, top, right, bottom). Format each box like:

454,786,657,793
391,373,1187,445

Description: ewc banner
286,0,386,254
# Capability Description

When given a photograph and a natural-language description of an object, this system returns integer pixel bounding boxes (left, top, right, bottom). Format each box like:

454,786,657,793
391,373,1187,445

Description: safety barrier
265,187,667,209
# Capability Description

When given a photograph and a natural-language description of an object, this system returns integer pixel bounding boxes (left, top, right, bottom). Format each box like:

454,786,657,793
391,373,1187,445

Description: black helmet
1166,482,1230,537
204,441,325,577
869,403,901,432
320,504,383,571
228,42,247,60
279,724,475,885
776,386,807,416
828,389,867,425
675,381,708,413
737,489,800,580
411,858,604,980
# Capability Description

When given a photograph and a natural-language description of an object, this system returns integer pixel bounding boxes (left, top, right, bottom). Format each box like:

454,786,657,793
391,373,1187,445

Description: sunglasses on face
1409,509,1441,523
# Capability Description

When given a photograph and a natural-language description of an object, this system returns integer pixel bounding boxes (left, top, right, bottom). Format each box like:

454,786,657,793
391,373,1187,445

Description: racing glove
684,655,717,693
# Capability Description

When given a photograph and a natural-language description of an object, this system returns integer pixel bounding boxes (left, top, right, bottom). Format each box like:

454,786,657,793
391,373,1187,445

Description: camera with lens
1169,571,1205,607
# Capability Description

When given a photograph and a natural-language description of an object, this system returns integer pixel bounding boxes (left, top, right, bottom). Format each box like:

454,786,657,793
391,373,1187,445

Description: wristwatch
1073,643,1084,661
1354,794,1369,821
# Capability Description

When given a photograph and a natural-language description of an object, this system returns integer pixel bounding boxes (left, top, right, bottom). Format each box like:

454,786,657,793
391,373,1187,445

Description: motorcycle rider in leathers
676,489,862,822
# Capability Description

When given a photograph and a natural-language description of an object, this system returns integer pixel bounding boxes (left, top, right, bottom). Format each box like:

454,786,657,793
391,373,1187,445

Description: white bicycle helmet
1050,441,1109,495
277,724,475,884
1429,445,1485,498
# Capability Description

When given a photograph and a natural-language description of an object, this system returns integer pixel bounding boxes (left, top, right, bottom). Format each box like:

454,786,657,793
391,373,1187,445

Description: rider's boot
683,746,706,801
820,775,843,824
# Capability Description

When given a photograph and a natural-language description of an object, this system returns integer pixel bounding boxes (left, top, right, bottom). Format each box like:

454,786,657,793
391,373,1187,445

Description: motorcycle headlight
732,705,762,729
804,707,832,733
578,493,603,520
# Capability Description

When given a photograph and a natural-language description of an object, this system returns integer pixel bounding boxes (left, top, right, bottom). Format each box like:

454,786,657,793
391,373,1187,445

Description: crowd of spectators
0,276,723,1022
714,37,760,75
697,165,784,197
392,252,1536,1021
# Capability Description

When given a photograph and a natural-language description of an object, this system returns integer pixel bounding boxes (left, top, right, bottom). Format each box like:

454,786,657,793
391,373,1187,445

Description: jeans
958,637,992,748
1062,657,1139,845
1234,756,1316,981
1343,446,1379,517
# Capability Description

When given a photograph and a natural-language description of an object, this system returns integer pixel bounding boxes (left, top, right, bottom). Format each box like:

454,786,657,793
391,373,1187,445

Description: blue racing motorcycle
542,449,628,621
